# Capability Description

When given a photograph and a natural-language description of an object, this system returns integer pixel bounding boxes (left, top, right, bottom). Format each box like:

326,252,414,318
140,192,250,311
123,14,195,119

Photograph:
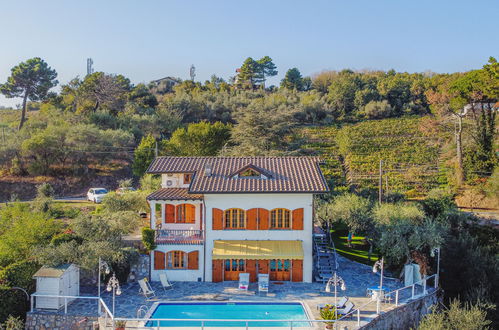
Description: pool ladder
137,305,148,318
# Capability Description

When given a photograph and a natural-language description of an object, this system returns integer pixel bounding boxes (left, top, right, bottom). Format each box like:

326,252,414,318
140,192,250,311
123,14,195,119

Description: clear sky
1,0,498,107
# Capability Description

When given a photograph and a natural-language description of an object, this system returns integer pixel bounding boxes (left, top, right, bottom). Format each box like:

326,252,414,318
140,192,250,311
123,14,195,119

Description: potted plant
320,304,337,329
115,320,127,330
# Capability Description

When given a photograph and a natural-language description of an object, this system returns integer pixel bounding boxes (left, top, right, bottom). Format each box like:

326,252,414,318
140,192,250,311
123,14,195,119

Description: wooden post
378,160,383,204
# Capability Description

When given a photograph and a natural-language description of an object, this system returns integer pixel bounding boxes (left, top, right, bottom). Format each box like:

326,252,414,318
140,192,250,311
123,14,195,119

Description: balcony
155,229,204,245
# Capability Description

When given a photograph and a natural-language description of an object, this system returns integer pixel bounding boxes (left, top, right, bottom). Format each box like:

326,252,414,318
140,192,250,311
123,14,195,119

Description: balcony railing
155,229,204,245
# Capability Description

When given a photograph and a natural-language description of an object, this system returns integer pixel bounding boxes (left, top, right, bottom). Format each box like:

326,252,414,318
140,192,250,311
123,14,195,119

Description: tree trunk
18,91,28,130
455,114,464,185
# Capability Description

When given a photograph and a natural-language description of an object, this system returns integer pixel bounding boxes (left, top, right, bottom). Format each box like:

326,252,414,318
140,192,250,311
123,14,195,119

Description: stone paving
32,253,410,328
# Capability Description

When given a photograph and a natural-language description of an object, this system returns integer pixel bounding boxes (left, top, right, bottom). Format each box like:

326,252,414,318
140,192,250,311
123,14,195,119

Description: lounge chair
159,273,173,292
258,274,269,294
138,278,156,298
238,273,250,291
316,296,348,310
337,301,354,317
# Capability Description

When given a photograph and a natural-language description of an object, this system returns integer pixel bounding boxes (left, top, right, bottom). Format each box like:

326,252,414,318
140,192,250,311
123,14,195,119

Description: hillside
300,116,447,197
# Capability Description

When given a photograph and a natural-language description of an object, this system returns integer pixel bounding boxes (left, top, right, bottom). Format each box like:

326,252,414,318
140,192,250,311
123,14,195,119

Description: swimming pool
144,301,311,327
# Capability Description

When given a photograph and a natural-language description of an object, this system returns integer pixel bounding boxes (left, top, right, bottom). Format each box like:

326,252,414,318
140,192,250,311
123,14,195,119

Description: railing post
357,309,361,326
245,320,248,330
395,290,399,306
290,320,293,329
64,297,67,314
201,320,204,330
411,284,415,299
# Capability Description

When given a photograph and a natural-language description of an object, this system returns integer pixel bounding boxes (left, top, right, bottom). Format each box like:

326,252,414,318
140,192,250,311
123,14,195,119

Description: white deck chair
138,278,156,298
238,273,250,291
258,274,269,294
317,296,348,310
159,273,173,292
337,301,354,317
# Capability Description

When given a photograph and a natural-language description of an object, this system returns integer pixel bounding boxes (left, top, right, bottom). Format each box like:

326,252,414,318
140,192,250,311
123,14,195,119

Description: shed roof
33,264,73,278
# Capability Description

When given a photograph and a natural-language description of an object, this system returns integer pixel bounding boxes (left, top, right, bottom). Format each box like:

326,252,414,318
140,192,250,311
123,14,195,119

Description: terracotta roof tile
146,188,203,201
147,156,329,193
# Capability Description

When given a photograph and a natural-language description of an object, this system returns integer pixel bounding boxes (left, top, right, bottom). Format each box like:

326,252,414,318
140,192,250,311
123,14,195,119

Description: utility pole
378,159,383,204
155,141,158,158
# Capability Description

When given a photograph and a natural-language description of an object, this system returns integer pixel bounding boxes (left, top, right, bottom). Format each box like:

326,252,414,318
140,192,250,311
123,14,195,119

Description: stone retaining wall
130,253,149,280
25,312,98,330
361,290,440,330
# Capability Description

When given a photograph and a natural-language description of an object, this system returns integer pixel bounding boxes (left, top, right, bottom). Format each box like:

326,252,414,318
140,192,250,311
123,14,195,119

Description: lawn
329,223,379,265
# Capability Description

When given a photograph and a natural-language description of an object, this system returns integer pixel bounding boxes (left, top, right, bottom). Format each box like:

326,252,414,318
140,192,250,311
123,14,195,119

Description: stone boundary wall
360,290,440,330
25,312,98,330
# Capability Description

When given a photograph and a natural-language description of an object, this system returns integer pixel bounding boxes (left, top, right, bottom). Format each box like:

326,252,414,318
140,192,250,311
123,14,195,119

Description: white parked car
87,188,108,203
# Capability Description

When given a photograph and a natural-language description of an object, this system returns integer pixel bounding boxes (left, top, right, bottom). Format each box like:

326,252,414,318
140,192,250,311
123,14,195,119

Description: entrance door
224,259,246,281
269,259,291,281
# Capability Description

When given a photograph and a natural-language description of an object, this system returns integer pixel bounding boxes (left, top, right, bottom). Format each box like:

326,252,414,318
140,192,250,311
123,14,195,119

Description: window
224,208,246,229
184,173,192,184
175,204,195,223
270,259,291,272
270,208,291,229
239,169,260,177
166,251,187,269
224,259,245,272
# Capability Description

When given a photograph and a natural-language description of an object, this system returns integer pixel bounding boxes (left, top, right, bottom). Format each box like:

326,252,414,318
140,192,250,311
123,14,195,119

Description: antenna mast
86,58,94,76
190,64,196,81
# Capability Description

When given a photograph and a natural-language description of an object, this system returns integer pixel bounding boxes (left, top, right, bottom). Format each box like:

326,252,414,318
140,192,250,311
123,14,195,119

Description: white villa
146,156,329,283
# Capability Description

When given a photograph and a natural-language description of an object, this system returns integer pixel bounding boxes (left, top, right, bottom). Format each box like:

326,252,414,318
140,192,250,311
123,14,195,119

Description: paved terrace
30,254,434,328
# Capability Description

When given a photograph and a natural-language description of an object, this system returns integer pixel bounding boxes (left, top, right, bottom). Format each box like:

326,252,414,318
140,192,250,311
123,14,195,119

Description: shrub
361,100,393,119
420,188,456,219
140,174,161,191
0,260,39,291
101,191,148,213
50,233,80,246
141,227,156,252
418,300,492,330
36,183,55,198
0,315,25,330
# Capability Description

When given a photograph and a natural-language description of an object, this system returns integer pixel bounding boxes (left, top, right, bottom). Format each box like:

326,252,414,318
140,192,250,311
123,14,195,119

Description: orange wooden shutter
212,260,223,282
165,204,175,223
258,208,269,230
186,204,195,223
154,251,165,270
291,260,303,282
212,208,223,230
292,208,304,230
246,208,258,230
258,260,269,274
187,251,199,270
246,260,257,282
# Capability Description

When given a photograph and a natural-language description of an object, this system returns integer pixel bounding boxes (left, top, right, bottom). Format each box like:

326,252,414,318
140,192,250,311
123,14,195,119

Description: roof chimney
205,163,212,177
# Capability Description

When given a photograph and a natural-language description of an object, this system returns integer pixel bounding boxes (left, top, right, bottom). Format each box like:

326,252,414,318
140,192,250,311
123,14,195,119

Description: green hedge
0,260,39,323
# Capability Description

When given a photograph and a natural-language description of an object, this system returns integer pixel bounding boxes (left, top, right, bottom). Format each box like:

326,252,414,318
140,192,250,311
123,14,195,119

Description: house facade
146,156,329,283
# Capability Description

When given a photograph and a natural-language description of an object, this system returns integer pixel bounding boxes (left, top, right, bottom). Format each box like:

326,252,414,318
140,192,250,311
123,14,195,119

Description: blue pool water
145,302,310,327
